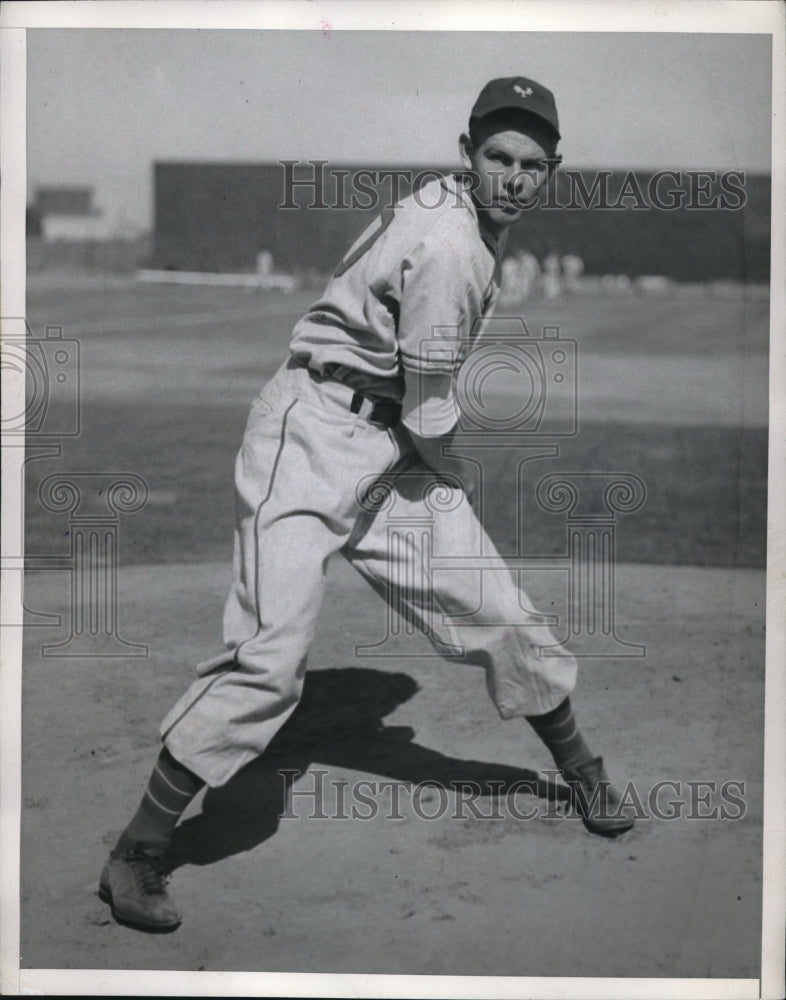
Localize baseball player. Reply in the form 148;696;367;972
99;76;635;933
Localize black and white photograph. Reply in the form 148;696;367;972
1;2;783;997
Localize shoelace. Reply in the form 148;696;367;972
126;851;170;896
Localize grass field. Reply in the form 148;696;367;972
17;276;768;978
24;279;768;570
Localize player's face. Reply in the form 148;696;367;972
460;128;555;234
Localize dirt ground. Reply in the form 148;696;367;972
20;558;764;976
15;279;767;982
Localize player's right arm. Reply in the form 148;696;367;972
397;235;469;439
394;233;482;497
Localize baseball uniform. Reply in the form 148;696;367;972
159;173;577;788
99;80;635;935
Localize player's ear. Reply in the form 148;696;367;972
459;132;474;170
547;153;563;174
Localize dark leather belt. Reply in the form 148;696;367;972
348;391;401;427
314;361;401;427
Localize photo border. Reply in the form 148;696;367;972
1;2;783;997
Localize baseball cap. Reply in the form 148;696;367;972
470;76;560;140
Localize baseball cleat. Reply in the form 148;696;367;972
560;756;636;838
99;848;181;932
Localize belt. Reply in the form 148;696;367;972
316;362;402;428
348;391;401;427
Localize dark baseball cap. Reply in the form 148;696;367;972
470;76;560;140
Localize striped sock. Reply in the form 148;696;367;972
113;746;205;856
525;697;594;772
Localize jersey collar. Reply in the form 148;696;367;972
440;172;506;257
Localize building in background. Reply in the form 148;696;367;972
27;185;150;273
35;185;94;218
34;185;116;242
151;162;771;286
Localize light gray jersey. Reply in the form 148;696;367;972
289;173;505;436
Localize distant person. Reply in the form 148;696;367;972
542;251;562;298
99;76;635;933
561;253;584;291
256;249;274;275
500;249;542;305
499;253;525;305
518;249;541;298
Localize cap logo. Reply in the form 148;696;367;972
513;84;534;99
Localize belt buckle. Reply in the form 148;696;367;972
350;391;400;427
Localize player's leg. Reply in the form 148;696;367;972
104;384;316;876
98;745;203;931
156;366;399;785
343;451;577;714
101;363;400;930
342;453;634;838
101;508;334;933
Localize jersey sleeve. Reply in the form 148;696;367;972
397;236;471;438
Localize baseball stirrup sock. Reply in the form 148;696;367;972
113;746;205;856
525;697;594;772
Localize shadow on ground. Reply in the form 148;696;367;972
166;666;567;870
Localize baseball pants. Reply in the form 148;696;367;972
160;358;577;787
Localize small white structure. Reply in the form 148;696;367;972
256;250;274;275
635;275;673;295
41;214;115;242
136;268;297;292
